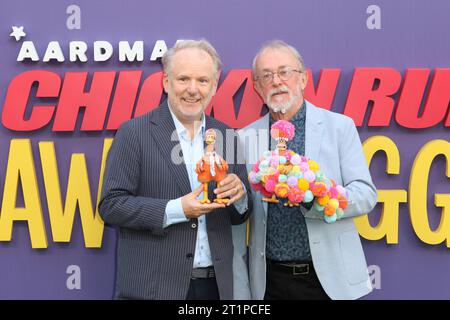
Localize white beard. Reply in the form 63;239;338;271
266;83;303;114
266;86;295;114
269;101;292;114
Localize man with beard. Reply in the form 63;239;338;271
99;39;252;300
234;40;377;300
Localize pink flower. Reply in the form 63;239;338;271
264;178;277;193
290;154;301;165
336;185;346;197
329;187;338;199
287;176;298;187
288;187;305;204
269;156;279;167
300;162;309;172
304;170;316;182
270;120;295;140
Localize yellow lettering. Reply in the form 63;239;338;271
0;139;47;248
39;139;112;248
354;136;407;243
409;140;450;247
356;190;407;243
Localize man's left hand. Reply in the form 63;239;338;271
214;174;245;206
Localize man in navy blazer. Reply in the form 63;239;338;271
99;39;252;300
233;40;377;300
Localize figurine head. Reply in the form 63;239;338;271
270;120;295;155
205;129;217;145
276;137;288;152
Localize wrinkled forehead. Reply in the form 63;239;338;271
170;48;216;74
256;47;301;71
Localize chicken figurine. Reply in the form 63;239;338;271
248;120;349;223
195;128;229;204
262;120;296;204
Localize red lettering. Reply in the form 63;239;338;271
396;69;450;128
2;68;448;132
53;71;115;131
206;70;263;129
344;68;401;126
304;69;341;110
133;71;164;118
2;70;60;131
106;71;142;130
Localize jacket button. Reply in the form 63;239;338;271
186;253;193;259
191;223;197;229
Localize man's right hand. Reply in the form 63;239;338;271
181;186;225;218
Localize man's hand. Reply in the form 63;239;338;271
181;186;225;218
214;174;246;206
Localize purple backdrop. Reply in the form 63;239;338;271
0;0;449;299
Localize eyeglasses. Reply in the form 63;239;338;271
255;68;303;85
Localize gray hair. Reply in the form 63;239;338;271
162;39;222;79
252;40;306;79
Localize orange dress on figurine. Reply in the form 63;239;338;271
195;129;229;204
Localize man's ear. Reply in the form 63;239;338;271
300;70;308;91
253;79;264;100
162;73;169;93
212;78;219;95
212;71;222;95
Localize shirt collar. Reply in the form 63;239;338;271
291;100;307;123
167;101;206;140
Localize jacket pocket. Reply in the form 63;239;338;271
339;231;369;285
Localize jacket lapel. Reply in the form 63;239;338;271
304;101;324;161
149;101;192;195
255;114;270;217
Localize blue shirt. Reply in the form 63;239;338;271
164;105;248;268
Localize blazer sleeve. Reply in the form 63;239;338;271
227;129;253;225
337;118;378;219
302;117;377;220
98;121;168;235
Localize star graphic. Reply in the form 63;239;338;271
10;26;26;41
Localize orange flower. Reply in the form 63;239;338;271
274;183;289;198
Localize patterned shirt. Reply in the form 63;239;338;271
266;102;312;261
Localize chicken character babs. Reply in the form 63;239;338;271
195;129;229;204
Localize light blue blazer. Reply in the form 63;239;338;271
232;100;377;300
